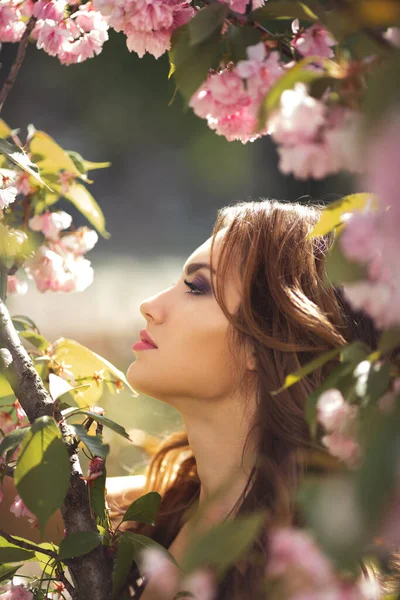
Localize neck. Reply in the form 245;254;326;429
180;391;257;527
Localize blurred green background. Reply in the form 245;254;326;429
1;30;355;476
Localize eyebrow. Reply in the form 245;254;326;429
184;262;217;276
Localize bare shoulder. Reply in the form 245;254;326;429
106;474;147;526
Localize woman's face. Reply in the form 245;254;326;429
127;229;245;408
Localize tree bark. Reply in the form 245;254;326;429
0;297;113;600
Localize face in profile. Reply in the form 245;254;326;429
127;229;246;411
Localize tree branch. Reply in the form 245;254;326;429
0;297;112;600
0;530;57;558
0;14;38;114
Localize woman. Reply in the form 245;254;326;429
109;199;378;600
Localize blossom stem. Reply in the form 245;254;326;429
0;14;38;114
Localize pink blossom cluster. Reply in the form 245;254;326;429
339;115;400;328
269;83;363;179
0;177;18;210
216;0;265;14
92;0;195;59
140;547;216;600
0;583;34;600
0;0;31;43
29;1;109;65
317;389;360;466
24;211;98;293
292;20;336;58
190;43;284;143
267;528;369;600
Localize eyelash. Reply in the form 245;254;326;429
183;278;204;295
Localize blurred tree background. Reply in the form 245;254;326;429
0;30;355;476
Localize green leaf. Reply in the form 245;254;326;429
14;416;70;534
52;337;137;405
250;1;318;22
188;4;228;46
307;194;377;238
378;328;400;354
353;360;392;405
0;120;12;139
181;512;265;576
70;423;110;459
0;375;14;402
0;224;31;270
58;531;102;560
90;468;107;519
0;426;30;459
19;331;49;353
0;563;23;584
170;24;222;101
62;409;131;441
121;492;161;526
64;182;109;238
363;50;400;133
325;235;368;284
0;138;51;190
271;346;342;395
0;535;35;562
12;315;40;334
112;532;178;598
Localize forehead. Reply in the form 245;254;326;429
183;229;226;271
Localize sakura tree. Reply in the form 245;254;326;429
1;0;400;599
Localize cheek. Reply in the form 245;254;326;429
127;307;237;401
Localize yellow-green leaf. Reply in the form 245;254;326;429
83;159;111;171
30;131;81;177
307;194;378;238
0;119;12;138
52;338;137;405
64;182;109;238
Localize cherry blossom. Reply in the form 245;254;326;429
33;0;66;22
7;275;28;295
140;547;180;596
0;183;18;210
0;583;34;600
93;0;195;59
0;2;26;43
28;210;72;241
26;244;94;293
316;389;360;466
317;389;359;433
180;569;217;600
58;227;98;255
270;84;363;179
217;0;265;13
191;44;283;143
0;411;16;436
10;495;38;526
85;456;104;481
292;20;336;58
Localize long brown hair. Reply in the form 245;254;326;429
117;199;378;599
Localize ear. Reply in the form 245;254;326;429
244;340;257;372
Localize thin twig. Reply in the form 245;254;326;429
0;14;37;114
55;567;77;600
0;530;57;559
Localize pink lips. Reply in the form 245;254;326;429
132;329;158;352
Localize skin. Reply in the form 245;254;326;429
127;229;258;523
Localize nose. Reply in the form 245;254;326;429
139;292;165;324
